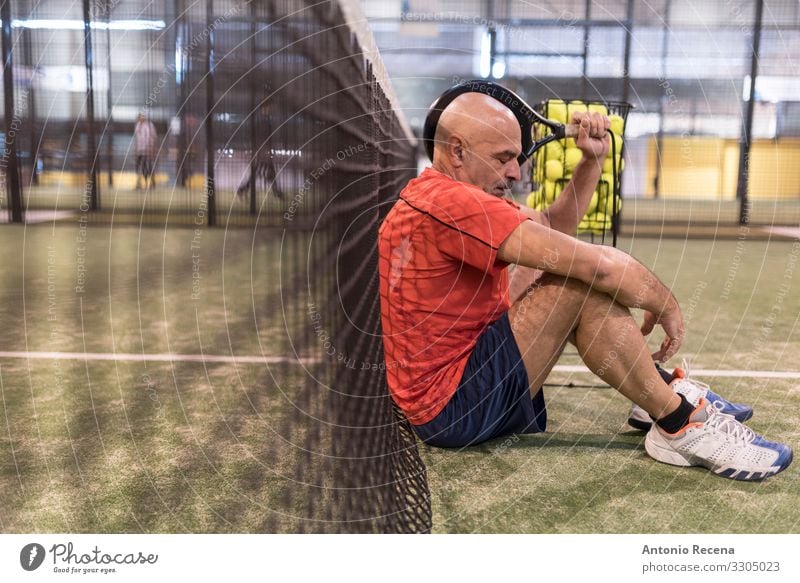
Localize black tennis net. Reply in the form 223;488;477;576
0;0;431;533
261;0;431;533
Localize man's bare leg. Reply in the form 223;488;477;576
508;264;542;303
508;273;680;419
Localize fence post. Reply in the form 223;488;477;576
82;0;100;211
736;0;764;225
2;0;23;223
22;27;39;186
205;0;217;226
653;0;673;199
249;0;257;215
176;0;189;188
580;0;590;100
104;0;113;187
621;0;633;105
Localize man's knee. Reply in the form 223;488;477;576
518;272;593;306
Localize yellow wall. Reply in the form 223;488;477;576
37;171;173;188
747;140;800;199
647;137;800;199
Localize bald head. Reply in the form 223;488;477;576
432;93;522;197
434;93;519;149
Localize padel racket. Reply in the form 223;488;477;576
423;79;580;165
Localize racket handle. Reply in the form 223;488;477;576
564;123;581;138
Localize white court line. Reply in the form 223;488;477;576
0;210;77;224
0;351;319;366
552;364;800;379
764;226;800;240
0;352;798;379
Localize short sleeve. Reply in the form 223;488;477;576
431;188;528;273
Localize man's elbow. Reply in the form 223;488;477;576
590;248;620;290
538;208;553;230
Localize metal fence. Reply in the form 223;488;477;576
1;0;417;231
361;0;800;228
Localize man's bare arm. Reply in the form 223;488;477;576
542;157;602;235
512;160;601;236
498;220;685;360
514;203;549;227
541;112;610;236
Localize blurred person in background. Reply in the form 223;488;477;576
134;112;158;190
237;98;283;200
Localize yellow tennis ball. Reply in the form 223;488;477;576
565;148;583;172
548;100;567;124
594;211;610;228
526;192;538;208
606;134;623;158
569;100;588;113
604;193;622;215
544;180;556;203
588;103;608;116
609;115;624;136
603;154;623;173
566;137;577;149
545;180;563;204
587;190;600;215
545;140;564;162
601;172;615;194
545;159;564;181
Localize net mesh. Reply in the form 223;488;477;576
255;0;432;533
197;0;433;533
1;0;431;533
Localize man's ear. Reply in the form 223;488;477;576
448;135;465;166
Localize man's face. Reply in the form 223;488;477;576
461;117;522;197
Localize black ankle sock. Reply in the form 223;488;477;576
655;363;673;385
655;393;695;434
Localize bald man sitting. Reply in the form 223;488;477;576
377;92;792;481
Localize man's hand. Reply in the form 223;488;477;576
641;305;685;363
572;111;610;161
542;111;610;235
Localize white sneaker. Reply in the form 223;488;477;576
628;404;653;431
645;398;793;481
628;361;753;430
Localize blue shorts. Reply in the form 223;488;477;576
412;312;547;448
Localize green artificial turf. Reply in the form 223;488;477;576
0;225;798;533
0;225;318;533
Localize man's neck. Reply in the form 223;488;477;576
431;163;460;183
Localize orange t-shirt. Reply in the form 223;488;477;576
378;167;529;424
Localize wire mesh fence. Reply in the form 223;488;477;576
1;0;431;533
358;0;800;231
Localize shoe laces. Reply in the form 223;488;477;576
678;357;711;395
704;402;755;446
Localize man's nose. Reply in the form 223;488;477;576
506;159;521;182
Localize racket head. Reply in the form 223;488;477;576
423;80;566;165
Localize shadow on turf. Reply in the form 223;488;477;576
471;432;646;453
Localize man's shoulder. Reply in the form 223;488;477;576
402;167;494;209
380;170;456;237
